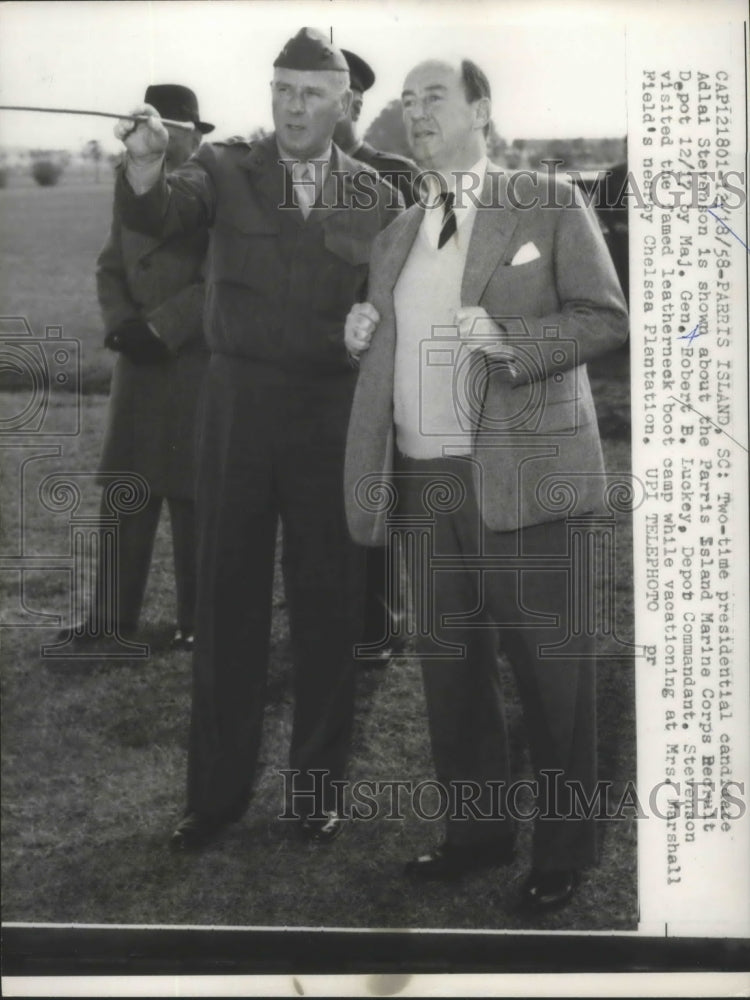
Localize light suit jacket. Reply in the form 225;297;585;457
344;166;629;542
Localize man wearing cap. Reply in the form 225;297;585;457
113;29;401;851
66;84;210;650
334;48;417;209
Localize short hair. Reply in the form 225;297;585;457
460;59;491;139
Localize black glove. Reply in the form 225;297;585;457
105;319;170;366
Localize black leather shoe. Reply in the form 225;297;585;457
170;629;195;652
359;634;409;668
360;645;397;668
388;634;407;656
169;811;230;851
300;811;346;844
519;868;580;913
404;838;515;881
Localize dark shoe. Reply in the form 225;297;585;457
519;868;580;913
300;810;346;844
359;634;407;668
361;645;396;667
388;633;407;656
169;811;230;852
170;629;195;652
380;635;408;661
404;838;515;881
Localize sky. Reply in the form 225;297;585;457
0;0;630;154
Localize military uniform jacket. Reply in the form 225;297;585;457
96;213;208;499
115;134;402;376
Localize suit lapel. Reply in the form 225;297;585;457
381;165;520;300
461;168;520;305
378;207;423;292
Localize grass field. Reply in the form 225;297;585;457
0;174;116;394
1;177;636;933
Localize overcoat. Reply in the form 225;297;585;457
96;214;208;499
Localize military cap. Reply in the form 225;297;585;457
144;84;214;134
273;27;349;74
341;49;375;92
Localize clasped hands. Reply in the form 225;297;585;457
105;318;170;366
345;304;521;382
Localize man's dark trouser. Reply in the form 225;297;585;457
397;453;598;872
96;492;196;633
361;545;404;651
186;355;363;821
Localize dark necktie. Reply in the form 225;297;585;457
437;191;457;249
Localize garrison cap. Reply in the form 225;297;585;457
341;50;375;92
273;28;350;74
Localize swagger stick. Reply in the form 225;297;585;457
0;105;195;131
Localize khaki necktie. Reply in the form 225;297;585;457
292;161;316;219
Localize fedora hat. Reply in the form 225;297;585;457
144;84;214;134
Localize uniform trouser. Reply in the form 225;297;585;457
96;491;196;632
396;453;598;872
186;355;363;821
362;545;402;647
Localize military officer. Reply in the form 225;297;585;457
113;28;401;850
334;48;418;208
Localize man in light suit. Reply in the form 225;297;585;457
344;59;628;912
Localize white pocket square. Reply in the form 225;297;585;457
510;242;541;266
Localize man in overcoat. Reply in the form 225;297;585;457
344;58;628;912
113;28;401;850
76;84;211;649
